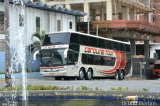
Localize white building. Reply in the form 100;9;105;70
0;0;84;71
0;0;84;46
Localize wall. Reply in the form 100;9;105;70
7;4;76;46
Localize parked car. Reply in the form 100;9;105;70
152;64;160;78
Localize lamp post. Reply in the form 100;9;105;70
4;0;12;87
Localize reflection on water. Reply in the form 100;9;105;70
0;100;121;106
0;99;159;106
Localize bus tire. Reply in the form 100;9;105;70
120;70;125;80
86;68;93;80
79;68;85;80
115;70;121;80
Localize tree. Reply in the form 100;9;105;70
32;31;45;51
32;31;45;44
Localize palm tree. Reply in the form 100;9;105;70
27;31;46;72
32;30;45;45
32;31;45;50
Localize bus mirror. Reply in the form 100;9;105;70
33;51;39;60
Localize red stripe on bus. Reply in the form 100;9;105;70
99;50;121;74
119;51;126;69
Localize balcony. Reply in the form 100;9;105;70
92;20;160;35
123;0;150;6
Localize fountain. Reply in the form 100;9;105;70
10;0;27;105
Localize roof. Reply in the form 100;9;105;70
0;0;85;16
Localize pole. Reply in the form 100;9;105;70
87;17;90;34
4;0;12;87
96;24;99;36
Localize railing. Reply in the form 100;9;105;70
92;20;160;35
128;0;150;7
136;0;150;7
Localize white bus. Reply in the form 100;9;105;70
38;31;131;80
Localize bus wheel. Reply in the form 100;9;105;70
86;68;93;80
79;68;85;80
120;71;125;80
115;70;120;80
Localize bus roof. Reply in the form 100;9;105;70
46;31;130;45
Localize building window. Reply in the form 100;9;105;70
0;11;4;34
69;22;72;29
36;17;40;32
57;20;61;31
19;14;24;27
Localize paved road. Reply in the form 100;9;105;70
0;78;159;93
0;72;159;93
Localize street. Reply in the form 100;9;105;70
0;72;159;93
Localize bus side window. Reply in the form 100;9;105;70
88;55;94;64
98;39;105;48
69;44;80;52
94;56;100;65
70;33;79;44
112;42;119;50
99;56;105;65
125;44;131;52
89;37;97;47
119;43;125;51
80;35;89;45
68;51;78;64
105;41;112;49
82;54;88;64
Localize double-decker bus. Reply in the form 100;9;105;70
38;31;131;80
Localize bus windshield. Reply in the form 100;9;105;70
43;33;70;46
40;49;67;67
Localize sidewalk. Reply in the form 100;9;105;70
0;72;41;79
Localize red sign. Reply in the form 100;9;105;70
84;47;114;56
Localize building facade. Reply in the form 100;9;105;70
40;0;152;22
0;0;84;71
40;0;160;58
152;0;160;42
0;1;83;46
